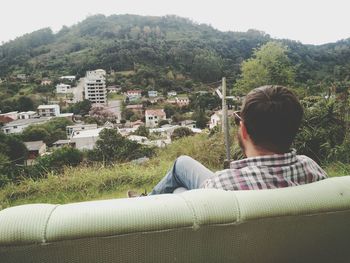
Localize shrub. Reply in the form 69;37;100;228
171;127;194;141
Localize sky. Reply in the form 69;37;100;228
1;0;350;45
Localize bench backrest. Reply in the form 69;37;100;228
1;176;350;262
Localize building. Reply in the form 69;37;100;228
41;78;52;86
148;97;164;104
145;109;166;128
148;90;158;97
1;118;50;134
37;105;60;117
0;111;18;121
176;96;190;107
60;75;76;82
56;83;72;94
24;141;47;165
126;90;142;100
58;113;74;121
167;91;177;97
180;120;196;129
209;110;235;129
18;111;37;120
66;124;98;138
16;74;27;81
71;127;105;150
127;135;149;144
107;85;121;93
84;70;107;104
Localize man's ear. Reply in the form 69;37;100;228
240;122;249;140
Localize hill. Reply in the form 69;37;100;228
1;14;350;87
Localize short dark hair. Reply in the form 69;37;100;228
241;85;303;153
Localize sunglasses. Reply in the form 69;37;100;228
233;111;242;126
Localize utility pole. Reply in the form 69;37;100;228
222;77;231;167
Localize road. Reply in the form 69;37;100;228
72;78;85;103
107;99;122;122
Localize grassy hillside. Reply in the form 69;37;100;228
0;133;226;209
1;132;349;210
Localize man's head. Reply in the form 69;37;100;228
237;85;303;155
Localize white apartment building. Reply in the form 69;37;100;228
37;105;60;117
56;83;72;94
84;69;107;104
145;109;166;128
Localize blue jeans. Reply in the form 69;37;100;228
149;155;215;195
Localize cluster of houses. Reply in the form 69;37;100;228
0;105;73;134
125;89;190;107
1;68;237;165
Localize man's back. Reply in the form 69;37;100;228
202;149;327;190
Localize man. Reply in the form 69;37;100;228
128;85;327;197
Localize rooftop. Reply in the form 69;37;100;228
145;109;166;116
24;141;45;151
38;105;59;109
53;140;71;145
72;127;106;139
2;118;51;128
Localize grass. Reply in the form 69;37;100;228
107;93;124;100
0;133;226;209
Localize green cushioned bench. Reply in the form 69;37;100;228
1;176;350;262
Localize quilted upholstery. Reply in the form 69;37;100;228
1;176;350;262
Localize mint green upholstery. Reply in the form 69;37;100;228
1;176;350;262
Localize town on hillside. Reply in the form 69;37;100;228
0;69;242;165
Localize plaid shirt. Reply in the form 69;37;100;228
202;149;327;190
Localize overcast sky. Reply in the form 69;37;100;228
1;0;350;45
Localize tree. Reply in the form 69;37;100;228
90;128;155;164
158;120;169;127
192;110;209;129
71;100;92;116
191;50;223;82
0;133;28;164
171;127;194;141
235;42;295;93
17;96;35;111
22;127;50;143
134;125;150;137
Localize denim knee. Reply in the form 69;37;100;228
175;155;193;168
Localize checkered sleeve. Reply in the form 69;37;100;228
202;170;241;190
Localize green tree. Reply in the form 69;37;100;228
171;127;194;141
191;50;223;82
134;125;150;137
235;42;295;93
71;100;92;116
90;128;155;164
29;147;83;178
22;127;50;143
17;96;35;111
192;110;209;129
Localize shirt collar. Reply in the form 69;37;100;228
230;149;298;169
